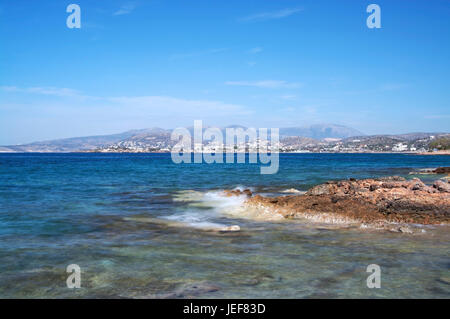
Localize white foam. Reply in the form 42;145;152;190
171;188;285;222
163;189;251;229
232;185;255;192
281;188;306;194
203;191;285;221
172;190;204;202
165;210;227;229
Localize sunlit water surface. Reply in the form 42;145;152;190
0;153;449;298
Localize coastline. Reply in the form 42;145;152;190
225;174;450;233
415;150;450;156
1;151;450;155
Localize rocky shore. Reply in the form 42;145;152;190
225;175;450;230
417;150;450;156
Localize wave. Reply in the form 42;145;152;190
124;215;239;232
280;188;306;194
164;210;228;230
127;186;287;231
172;187;285;224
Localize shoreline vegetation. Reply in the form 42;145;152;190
84;150;450;155
1;151;450;155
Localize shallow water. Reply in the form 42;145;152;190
0;153;449;298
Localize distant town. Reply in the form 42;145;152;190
1;124;449;154
93;133;449;154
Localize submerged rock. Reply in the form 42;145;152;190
140;281;220;299
243;177;450;226
168;282;220;298
219;225;241;232
397;226;414;234
434;167;450;174
410;167;450;176
224;189;252;197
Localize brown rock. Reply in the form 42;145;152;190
433;180;450;193
242;189;253;197
377;176;406;182
244;177;450;226
410;178;426;191
223;188;253;197
306;184;333;196
434;167;450;174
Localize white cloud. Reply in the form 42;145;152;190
1;86;19;92
113;3;137;16
169;48;228;60
344;83;409;95
280;94;297;100
1;86;252;120
107;95;250;116
424;114;450;119
379;83;408;91
1;86;81;97
225;80;302;89
240;8;303;22
247;47;263;54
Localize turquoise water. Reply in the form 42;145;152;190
0;153;449;298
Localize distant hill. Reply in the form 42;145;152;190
279;124;364;139
0;127;176;152
0;130;145;152
279;136;321;147
337;133;450;152
1;124;448;153
429;136;450;150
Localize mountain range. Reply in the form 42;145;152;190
0;124;447;153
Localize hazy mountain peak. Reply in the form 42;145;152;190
280;124;364;139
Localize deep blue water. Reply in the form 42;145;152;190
0;153;449;298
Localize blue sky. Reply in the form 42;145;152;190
0;0;449;144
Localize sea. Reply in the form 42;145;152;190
0;153;449;298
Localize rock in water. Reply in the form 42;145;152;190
244;177;450;226
434;167;450;174
220;225;240;232
398;226;414;234
223;189;252;197
140;282;221;299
